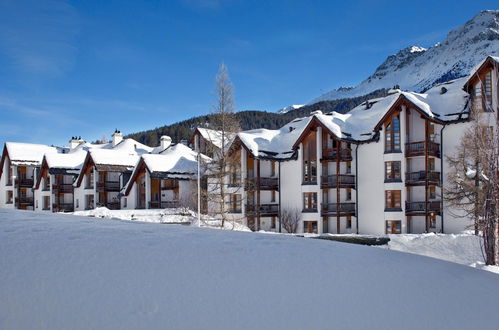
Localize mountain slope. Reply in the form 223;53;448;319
312;10;499;103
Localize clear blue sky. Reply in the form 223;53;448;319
0;0;496;146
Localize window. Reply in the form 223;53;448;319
484;70;492;111
85;194;94;210
385;190;402;211
385;161;401;182
85;170;94;189
229;194;242;213
385;115;401;153
6;191;13;204
428;158;435;171
271;161;276;177
36;200;38;209
429;215;437;229
303;192;317;212
429;186;436;199
123;198;127;208
385;220;401;234
346;161;351;174
271;216;276;229
346;216;352;229
7;166;12;185
302;131;317;184
43;196;50;210
228;165;241;186
346;188;352;201
76;199;79;208
304;221;318;234
271;190;276;203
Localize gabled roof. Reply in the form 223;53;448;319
3;142;60;166
463;55;499;91
191;127;236;150
123;144;204;195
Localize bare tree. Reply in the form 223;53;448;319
203;63;242;229
445;105;498;265
280;207;301;234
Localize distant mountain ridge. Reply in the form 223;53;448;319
311;10;499;103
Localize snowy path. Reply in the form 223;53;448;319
1;209;499;329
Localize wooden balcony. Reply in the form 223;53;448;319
52;183;74;194
246;203;279;217
96;181;121;192
52;203;74;213
405;141;440;158
321;148;352;162
16;197;34;206
405;171;440;186
405;201;441;216
15;178;34;188
245;177;279;190
149;200;179;209
321;174;355;189
321;202;356;216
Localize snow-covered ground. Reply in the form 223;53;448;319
1;209;499;329
384;232;499;274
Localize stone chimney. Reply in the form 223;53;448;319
160;135;172;150
69;136;83;150
112;129;123;147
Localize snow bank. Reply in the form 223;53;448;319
1;209;499;329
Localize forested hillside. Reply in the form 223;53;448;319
127;88;388;146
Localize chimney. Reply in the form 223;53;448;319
69;136;83;150
112;129;123;147
160;135;172;150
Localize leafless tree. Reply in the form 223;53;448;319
203;63;242;229
445;105;498;265
280;207;301;234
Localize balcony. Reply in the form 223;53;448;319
322;148;352;161
52;183;74;194
321;202;356;216
405;171;440;186
52;203;74;213
405;201;441;216
16;197;34;205
405;141;440;158
245;177;279;190
246;203;279;217
321;174;355;189
96;181;120;192
149;200;179;209
16;178;34;188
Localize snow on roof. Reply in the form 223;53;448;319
197;128;235;149
145;144;199;174
45;150;87;170
5;142;60;166
236;78;470;157
89;149;140;169
111;138;153;154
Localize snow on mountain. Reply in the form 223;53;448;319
2;209;499;329
311;10;499;103
277;104;304;114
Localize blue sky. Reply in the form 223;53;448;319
0;0;496;146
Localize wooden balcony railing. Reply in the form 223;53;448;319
321;202;356;216
245;177;279;190
246;203;279;217
16;197;34;205
15;178;34;187
405;141;440;158
52;183;74;194
149;200;179;209
321;174;355;188
96;181;120;192
405;201;441;215
322;148;352;161
52;203;74;213
405;171;440;186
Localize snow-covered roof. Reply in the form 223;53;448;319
45;150;87;170
196;128;235;150
4;142;60;166
235;78;470;159
89;149;140;170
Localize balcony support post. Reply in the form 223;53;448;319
424;119;429;232
336;141;340;234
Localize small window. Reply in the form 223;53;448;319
346;188;352;201
429;186;436;199
271;161;276;177
428;158;435;171
123;198;127;208
429;215;437;229
303;192;317;212
386;220;401;234
76;199;79;208
346;216;352;229
385;161;401;182
6;191;13;204
271;191;276;203
346;161;351;174
271;216;276;229
385;190;401;211
303;221;318;234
